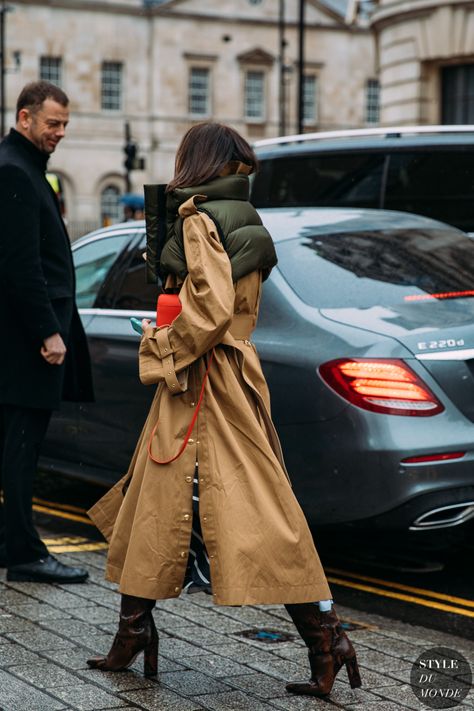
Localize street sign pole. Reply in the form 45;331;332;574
297;0;305;135
124;121;131;193
0;2;6;138
278;0;286;136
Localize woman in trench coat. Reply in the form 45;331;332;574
86;122;361;698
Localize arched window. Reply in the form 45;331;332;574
100;185;122;225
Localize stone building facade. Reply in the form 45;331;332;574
370;0;474;126
3;0;375;233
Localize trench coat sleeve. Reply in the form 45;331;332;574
139;205;234;387
0;164;61;342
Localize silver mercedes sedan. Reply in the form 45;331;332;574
42;208;474;532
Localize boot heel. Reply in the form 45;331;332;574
345;655;362;689
144;631;158;677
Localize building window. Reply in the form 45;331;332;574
188;67;210;116
302;75;318;124
365;78;380;124
244;70;265;122
101;62;123;111
40;56;62;86
100;185;122;225
442;64;474;124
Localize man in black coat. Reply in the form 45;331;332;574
0;81;94;583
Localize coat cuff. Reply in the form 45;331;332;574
155;328;188;394
143;327;188;393
37;315;62;343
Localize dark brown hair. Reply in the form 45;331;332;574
16;81;69;120
167;122;258;192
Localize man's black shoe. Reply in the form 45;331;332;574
7;555;88;583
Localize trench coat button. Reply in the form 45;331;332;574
188;438;195;444
183;514;190;521
174;586;180;593
190;402;195;407
210;554;215;559
185;475;192;483
200;478;204;484
202;516;207;522
180;551;186;558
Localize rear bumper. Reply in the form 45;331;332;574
278;417;474;530
356;486;474;531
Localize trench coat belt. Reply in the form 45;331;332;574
154;313;254;394
228;313;255;341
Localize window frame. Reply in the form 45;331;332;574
365;78;380;125
244;69;266;124
302;74;319;126
100;184;123;225
188;66;211;117
39;56;63;86
101;61;123;112
442;64;474;124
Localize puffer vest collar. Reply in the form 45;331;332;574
160;174;277;284
167;173;249;215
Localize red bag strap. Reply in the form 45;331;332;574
147;350;214;465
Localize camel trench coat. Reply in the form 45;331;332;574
89;197;331;606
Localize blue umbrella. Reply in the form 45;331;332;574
119;193;145;210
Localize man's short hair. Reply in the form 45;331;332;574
16;81;69;121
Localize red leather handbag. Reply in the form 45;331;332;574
156;293;181;327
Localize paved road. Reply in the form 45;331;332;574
32;471;474;641
1;543;473;711
0;471;471;709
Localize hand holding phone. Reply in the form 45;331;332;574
130;317;143;335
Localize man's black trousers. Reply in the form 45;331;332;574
0;405;51;566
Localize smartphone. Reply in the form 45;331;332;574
130;317;144;336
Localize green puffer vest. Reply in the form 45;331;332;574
160;173;277;283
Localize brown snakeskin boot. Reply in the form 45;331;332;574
284;604;361;697
87;594;158;677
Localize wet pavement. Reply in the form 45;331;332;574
30;471;474;642
0;545;473;711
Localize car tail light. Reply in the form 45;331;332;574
319;359;444;416
401;452;465;464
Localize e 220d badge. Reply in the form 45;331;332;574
417;339;465;351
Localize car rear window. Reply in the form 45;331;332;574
277;227;474;309
252;153;385;210
384;152;474;233
252;150;474;232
